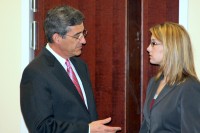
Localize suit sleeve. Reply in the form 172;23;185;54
181;80;200;133
20;66;89;133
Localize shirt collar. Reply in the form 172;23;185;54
46;43;67;69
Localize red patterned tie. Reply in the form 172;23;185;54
65;59;84;101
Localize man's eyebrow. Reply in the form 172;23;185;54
73;31;82;36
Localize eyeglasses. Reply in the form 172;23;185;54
150;41;161;47
66;29;88;41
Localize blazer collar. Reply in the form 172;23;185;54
147;76;177;111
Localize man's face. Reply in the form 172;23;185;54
53;22;86;59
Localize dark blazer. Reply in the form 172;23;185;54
20;48;98;133
140;76;200;133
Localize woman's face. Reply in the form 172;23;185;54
147;35;164;65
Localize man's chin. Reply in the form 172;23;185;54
74;51;82;57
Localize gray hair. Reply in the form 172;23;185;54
44;5;85;43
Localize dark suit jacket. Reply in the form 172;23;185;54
20;48;98;133
139;76;200;133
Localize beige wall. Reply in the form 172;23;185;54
0;0;199;133
0;0;21;132
188;0;200;78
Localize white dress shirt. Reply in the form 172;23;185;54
46;43;88;108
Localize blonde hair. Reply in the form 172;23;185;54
150;22;198;85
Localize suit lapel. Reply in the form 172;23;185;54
70;58;93;111
42;48;89;112
143;76;177;130
70;58;98;120
143;78;159;126
147;75;177;110
145;77;161;114
153;84;176;107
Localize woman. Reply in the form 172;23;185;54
139;22;200;133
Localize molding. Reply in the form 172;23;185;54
179;0;188;29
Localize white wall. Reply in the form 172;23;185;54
0;0;21;132
188;0;200;78
0;0;199;133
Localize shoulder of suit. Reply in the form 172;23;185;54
181;76;200;87
25;48;56;70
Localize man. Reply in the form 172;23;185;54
20;5;121;133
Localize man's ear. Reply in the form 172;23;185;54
52;33;62;44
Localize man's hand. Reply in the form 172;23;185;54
89;117;121;133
